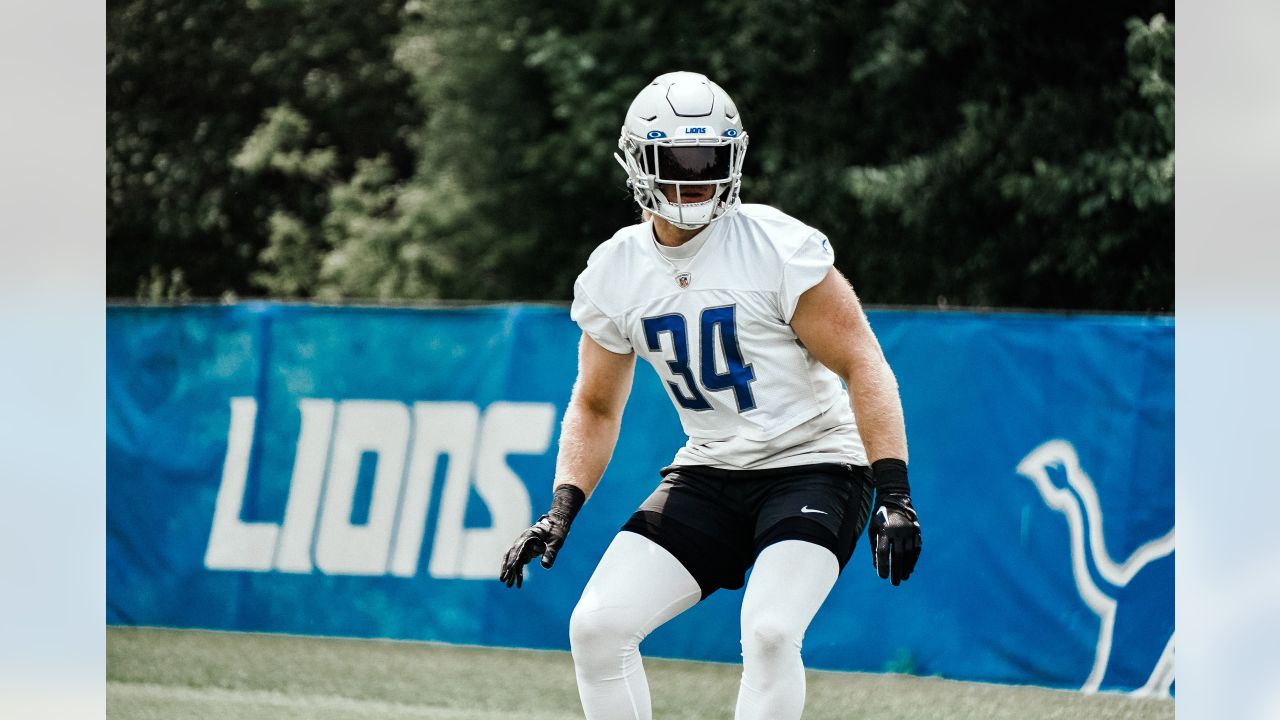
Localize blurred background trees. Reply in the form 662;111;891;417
108;0;1173;311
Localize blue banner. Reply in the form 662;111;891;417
107;303;1173;694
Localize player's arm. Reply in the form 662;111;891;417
500;334;636;588
552;333;637;498
790;268;906;463
790;268;921;585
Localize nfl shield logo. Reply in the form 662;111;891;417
676;272;691;289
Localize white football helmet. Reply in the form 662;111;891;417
615;71;748;229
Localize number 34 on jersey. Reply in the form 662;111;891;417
643;305;757;413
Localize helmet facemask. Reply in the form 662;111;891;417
615;131;748;230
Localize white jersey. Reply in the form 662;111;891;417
570;203;868;470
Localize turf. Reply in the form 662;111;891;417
107;626;1172;720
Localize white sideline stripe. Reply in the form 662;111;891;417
108;681;567;720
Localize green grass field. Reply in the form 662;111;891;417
107;626;1172;720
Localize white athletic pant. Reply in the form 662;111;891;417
569;532;839;720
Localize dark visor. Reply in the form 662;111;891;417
648;145;732;182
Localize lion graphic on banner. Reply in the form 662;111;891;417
1016;439;1174;697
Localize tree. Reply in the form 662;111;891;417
841;4;1173;310
109;0;1173;311
309;0;1172;310
107;0;419;298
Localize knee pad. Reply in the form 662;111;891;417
570;601;643;669
741;613;802;660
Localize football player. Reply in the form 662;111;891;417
501;71;922;720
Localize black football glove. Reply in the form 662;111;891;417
500;484;585;588
867;458;922;586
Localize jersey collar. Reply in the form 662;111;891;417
650;216;721;261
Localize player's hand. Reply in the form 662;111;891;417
499;484;585;589
868;492;921;586
500;515;563;588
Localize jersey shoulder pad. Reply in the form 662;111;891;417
735;203;829;265
575;222;649;314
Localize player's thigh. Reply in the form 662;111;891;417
741;539;840;640
571;531;702;645
622;468;755;598
752;464;873;570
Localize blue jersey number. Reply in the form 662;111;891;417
642;305;757;413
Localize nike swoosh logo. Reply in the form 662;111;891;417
800;506;828;515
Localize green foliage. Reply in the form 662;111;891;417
107;0;419;298
833;3;1175;310
313;156;473;300
108;0;1173;311
135;265;192;302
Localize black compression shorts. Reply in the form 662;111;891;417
621;462;874;599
